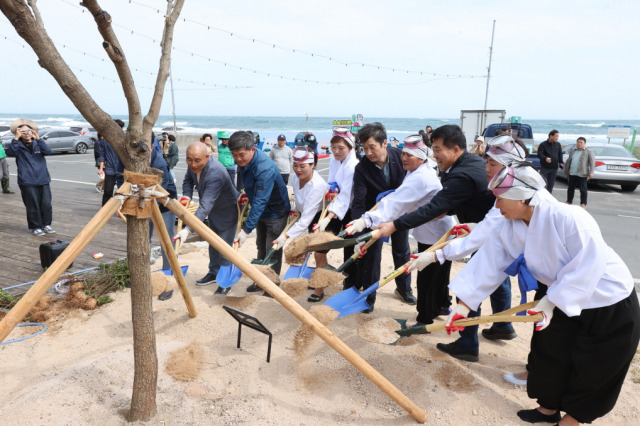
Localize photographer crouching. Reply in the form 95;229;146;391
5;119;54;236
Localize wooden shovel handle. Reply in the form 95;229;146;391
377;227;469;288
425;312;543;332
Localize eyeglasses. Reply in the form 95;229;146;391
488;165;538;195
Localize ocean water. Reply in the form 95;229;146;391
1;113;638;147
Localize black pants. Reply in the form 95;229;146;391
357;228;411;307
566;175;588;205
317;210;357;289
19;184;52;229
102;174;116;206
280;174;290;185
416;242;452;324
255;215;288;275
539;167;558;193
527;292;640;423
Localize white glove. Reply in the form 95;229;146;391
272;235;287;250
346;218;367;235
234;230;249;247
172;228;190;244
406;251;436;273
445;304;471;335
527;295;555;331
354;241;368;257
313;217;331;232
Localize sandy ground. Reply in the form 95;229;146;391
2;239;640;425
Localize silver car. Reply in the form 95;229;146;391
558;143;640;192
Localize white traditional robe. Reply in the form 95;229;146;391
288;172;328;240
327;151;358;220
449;195;634;316
363;163;454;245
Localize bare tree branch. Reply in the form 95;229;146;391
0;0;127;162
26;0;44;29
80;0;142;134
142;0;185;137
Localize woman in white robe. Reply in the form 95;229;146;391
445;163;640;425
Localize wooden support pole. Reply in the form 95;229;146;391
0;197;121;343
164;198;428;423
150;202;197;318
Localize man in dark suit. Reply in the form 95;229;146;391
351;122;415;313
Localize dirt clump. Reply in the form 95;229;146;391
151;271;168;296
281;278;309;298
309;268;344;288
165;342;205;381
293;305;339;360
285;232;340;264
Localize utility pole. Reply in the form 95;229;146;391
169;68;177;132
483;20;496;111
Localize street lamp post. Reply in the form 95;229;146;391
303;111;309;133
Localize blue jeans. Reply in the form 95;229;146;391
19;184;52;230
207;221;236;276
456;277;514;350
149;209;176;269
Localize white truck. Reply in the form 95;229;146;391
459;109;506;147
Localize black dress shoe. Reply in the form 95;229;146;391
196;273;217;286
361;305;375;314
246;283;261;292
158;290;174;301
516;408;561;423
482;326;517;340
214;286;231;295
436;341;479;362
395;289;417;305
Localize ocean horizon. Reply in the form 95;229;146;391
1;113;638;146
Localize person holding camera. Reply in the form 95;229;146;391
5;119;54;236
160;133;179;182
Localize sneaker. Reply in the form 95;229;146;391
481;326;517;340
439;307;452;316
32;228;45;236
196;273;217;286
43;226;56;233
158;290;174;301
394;289;417;305
436;340;479;362
214;286;231;295
503;373;527;386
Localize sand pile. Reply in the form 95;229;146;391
219;296;257;310
281;278;308;298
308;268;344;288
151;271;177;296
357;318;401;344
244;265;280;286
165;342;205;381
285;232;340;264
293;305;339;360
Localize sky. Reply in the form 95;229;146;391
1;0;638;120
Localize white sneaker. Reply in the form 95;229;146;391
32;228;45;236
43;226;56;234
503;373;527;386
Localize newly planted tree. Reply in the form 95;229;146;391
0;0;185;420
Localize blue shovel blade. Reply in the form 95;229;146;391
160;265;189;276
324;282;380;317
216;264;242;288
283;262;315;280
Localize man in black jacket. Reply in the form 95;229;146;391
377;124;495;362
351;122;415;313
537;129;564;193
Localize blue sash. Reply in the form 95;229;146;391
504;254;538;315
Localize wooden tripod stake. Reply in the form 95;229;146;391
163;198;428;423
150;202;197;318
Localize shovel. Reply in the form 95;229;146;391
216;201;250;288
305;230;378;252
394;301;542;337
282;191;339;280
325;227;466;317
251;212;301;265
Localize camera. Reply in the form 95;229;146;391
23;129;32;135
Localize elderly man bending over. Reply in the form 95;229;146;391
174;142;238;295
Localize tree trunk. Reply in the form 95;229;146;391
126;217;157;421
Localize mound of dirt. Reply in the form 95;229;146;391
293;305;339;361
165;342;205;382
309;268;344;288
281;278;308;298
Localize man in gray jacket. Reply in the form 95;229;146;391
174;142;239;295
269;134;293;184
565;136;595;208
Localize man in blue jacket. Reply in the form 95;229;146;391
174;142;239;295
377;124;495;362
5;119;54;236
350;122;415;313
229;131;291;293
97;119;125;206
